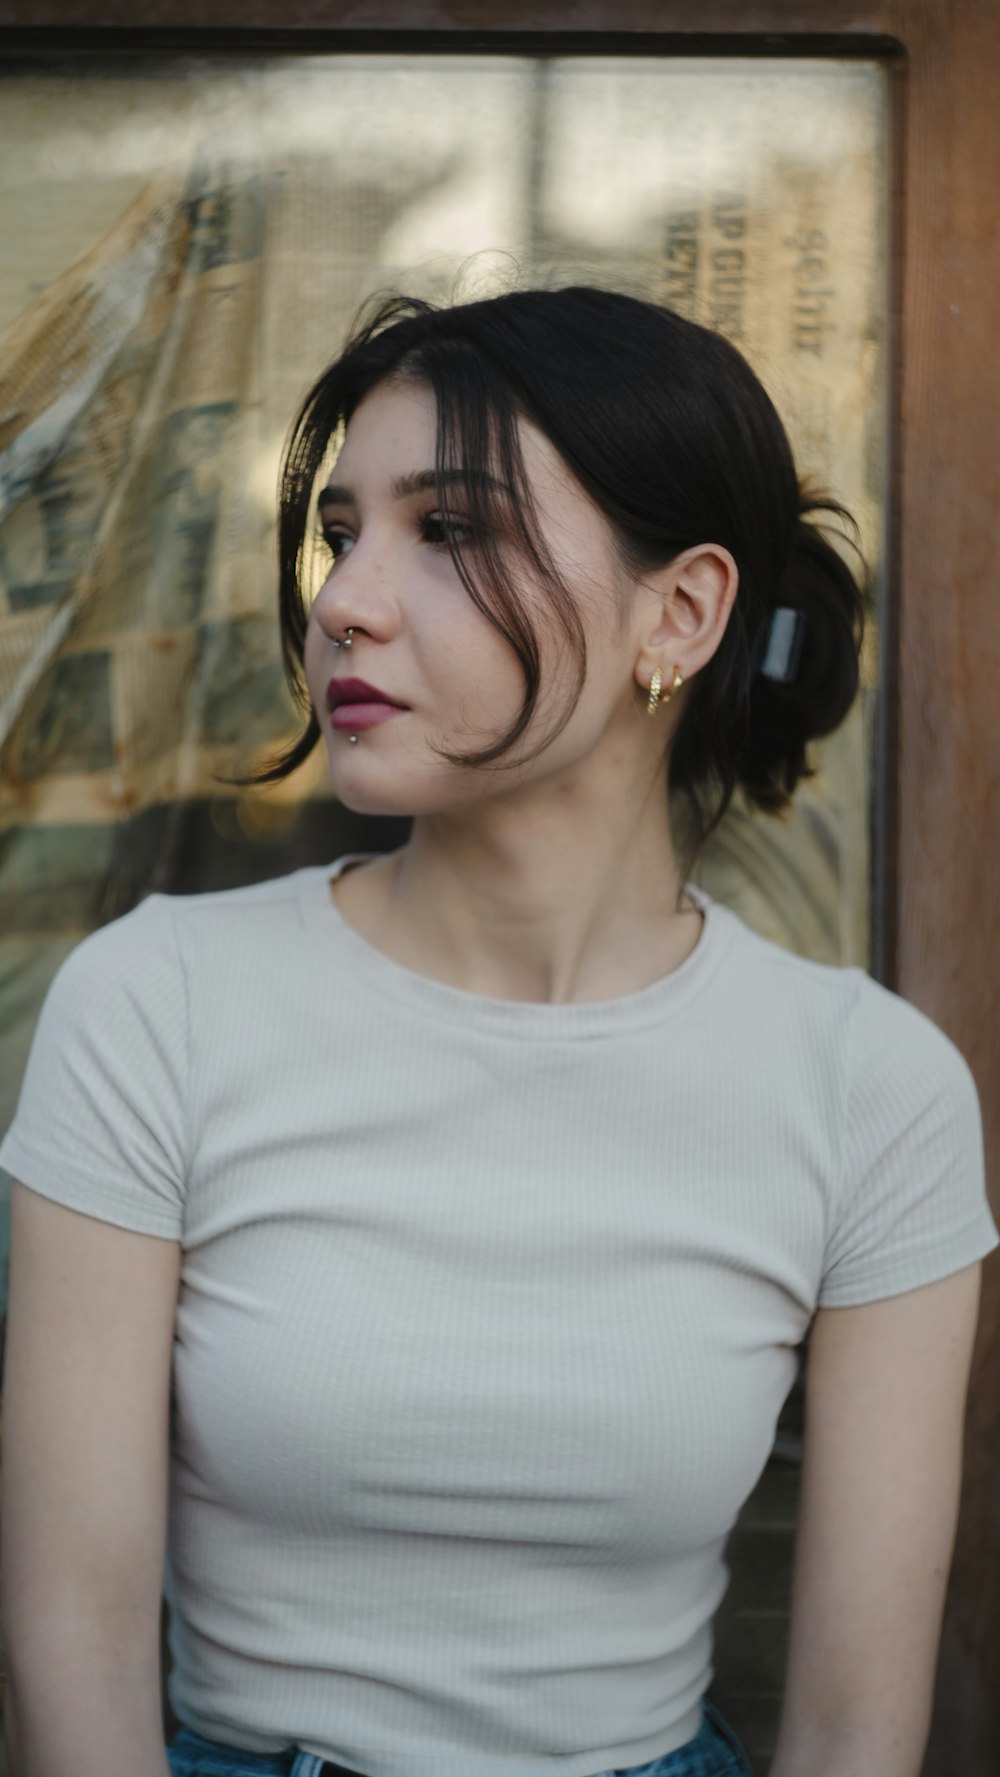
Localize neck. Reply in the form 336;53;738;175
336;782;702;1006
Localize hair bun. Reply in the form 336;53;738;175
739;495;870;814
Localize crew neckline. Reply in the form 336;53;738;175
296;852;735;1040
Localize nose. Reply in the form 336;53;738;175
311;549;401;649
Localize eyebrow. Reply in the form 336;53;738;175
316;469;512;510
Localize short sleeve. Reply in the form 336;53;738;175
0;894;189;1240
818;973;1000;1307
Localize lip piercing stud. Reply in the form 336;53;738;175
348;734;358;743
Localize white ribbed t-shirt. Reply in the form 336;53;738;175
2;853;997;1777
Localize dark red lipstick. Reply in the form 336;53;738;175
326;677;405;711
326;677;408;733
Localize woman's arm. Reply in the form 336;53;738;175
1;1180;180;1775
768;1261;984;1777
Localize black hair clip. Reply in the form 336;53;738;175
755;606;807;685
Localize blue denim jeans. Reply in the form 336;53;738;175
166;1697;753;1777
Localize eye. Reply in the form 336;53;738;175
422;512;476;548
319;529;355;564
317;512;475;563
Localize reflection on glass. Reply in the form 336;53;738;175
0;56;885;967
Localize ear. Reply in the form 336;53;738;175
638;543;739;682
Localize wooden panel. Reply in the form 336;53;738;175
888;12;1000;1777
2;5;998;1772
0;2;900;35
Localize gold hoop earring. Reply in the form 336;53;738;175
647;665;683;716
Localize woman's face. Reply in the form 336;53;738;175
303;374;658;819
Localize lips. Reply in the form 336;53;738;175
325;677;406;712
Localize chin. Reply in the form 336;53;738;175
323;750;418;818
332;785;417;818
326;760;480;821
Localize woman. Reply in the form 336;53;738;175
3;286;997;1777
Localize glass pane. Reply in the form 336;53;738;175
0;52;886;1006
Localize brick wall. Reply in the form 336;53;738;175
708;1355;806;1772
